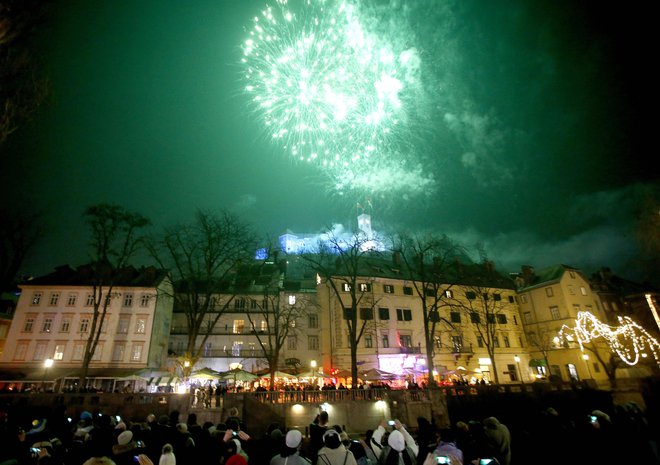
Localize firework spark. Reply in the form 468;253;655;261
241;0;423;187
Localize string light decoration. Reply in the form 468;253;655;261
558;311;660;367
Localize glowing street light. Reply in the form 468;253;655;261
514;355;523;384
43;358;54;392
582;353;592;380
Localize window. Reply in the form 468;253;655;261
451;336;463;353
360;308;373;320
493;294;502;301
465;291;476;300
232;341;242;356
545;287;554;297
135;318;146;334
60;318;71;333
23;318;34;332
508;296;514;303
382;335;389;348
67;293;77;306
289;319;297;328
34;342;47;360
233;320;244;334
123;293;133;307
513;315;518;325
444;290;453;298
72;343;84;361
342;283;351;292
359;283;371;292
343;308;354;320
399;334;412;347
470;312;480;324
384;284;394;294
569;271;576;278
260;320;267;332
79;318;90;333
86;294;94;306
580;286;587;296
49;293;60;306
91;343;103;361
112;343;125;361
403;286;413;295
482;293;489;301
567;286;575;295
497;314;508;324
365;335;373;348
131;344;143;361
450;312;461;323
140;294;150;307
425;288;436;297
117;317;129;334
477;336;484;348
396;308;412;321
14;341;29;360
42;318;53;333
31;292;42;305
434;335;442;348
493;336;500;348
234;298;246;310
287;335;297;350
523;312;533;324
520;294;528;304
54;344;65;360
429;310;440;322
487;314;496;324
549;306;560;320
308;314;318;328
250;299;258;310
503;335;510;348
288;295;296;305
378;307;390;320
308;335;319;350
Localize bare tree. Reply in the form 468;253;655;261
243;260;312;388
0;0;50;145
451;262;515;384
301;230;381;388
80;204;150;387
147;209;257;377
0;208;42;292
525;324;558;376
389;233;467;385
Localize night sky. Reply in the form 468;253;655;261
1;0;657;283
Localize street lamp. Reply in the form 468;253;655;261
582;353;592;380
310;360;317;386
514;355;523;384
43;358;54;392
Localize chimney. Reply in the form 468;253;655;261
521;265;535;285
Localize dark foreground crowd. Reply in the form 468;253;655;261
1;401;658;465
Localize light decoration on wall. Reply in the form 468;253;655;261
558;311;660;367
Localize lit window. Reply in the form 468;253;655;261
135;318;146;334
444;290;453;298
232;341;242;356
580;287;587;296
31;293;42;305
342;283;351;292
54;344;65;360
288;295;296;305
233;320;244;334
112;343;125;361
359;283;371;292
131;344;143;361
383;284;394;294
549;306;560;320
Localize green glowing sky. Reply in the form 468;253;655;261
1;0;656;282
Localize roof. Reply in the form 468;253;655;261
517;264;582;291
20;264;168;288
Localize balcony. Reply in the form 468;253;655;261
169;326;273;336
398;346;421;354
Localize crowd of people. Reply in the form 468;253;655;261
0;400;657;465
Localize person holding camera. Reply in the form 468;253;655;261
371;420;418;465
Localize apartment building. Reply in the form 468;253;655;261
0;264;173;389
514;264;608;384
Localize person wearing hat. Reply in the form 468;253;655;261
371;420;418;465
112;430;142;465
269;429;311;465
317;429;357;465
